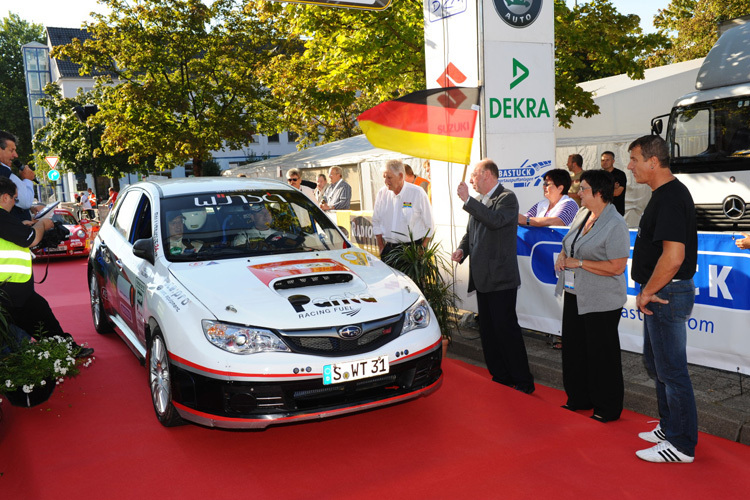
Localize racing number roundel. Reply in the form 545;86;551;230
493;0;543;29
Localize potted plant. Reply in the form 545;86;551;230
0;308;92;408
382;232;458;355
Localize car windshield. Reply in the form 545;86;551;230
160;189;348;261
50;212;77;225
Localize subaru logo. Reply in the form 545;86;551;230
338;325;363;339
722;195;746;220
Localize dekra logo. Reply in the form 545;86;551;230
489;58;550;119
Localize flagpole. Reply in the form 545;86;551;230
461;164;468;183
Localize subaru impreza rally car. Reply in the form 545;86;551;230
88;177;442;428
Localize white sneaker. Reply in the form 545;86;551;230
636;441;694;463
638;423;667;443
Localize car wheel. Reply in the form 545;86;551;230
90;272;113;334
148;330;184;427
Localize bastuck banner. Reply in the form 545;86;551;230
515;226;750;375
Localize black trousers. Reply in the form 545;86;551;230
476;287;534;391
9;290;68;340
561;292;624;420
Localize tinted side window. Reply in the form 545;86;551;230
113;191;143;239
130;197;152;243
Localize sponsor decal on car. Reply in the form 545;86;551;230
155;282;191;312
288;292;378;318
340;251;370;266
248;258;353;286
192;192;287;207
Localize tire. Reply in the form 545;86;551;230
148;330;184;427
90;272;113;334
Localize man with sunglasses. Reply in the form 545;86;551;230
286;168;316;202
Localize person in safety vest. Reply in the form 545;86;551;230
0;177;94;357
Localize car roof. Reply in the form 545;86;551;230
127;177;293;198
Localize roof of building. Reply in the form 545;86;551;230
46;27;101;78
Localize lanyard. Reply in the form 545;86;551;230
569;211;591;259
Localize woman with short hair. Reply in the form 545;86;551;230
554;169;630;422
519;168;579;227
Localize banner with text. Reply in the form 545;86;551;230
516;226;750;375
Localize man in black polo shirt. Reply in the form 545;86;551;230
601;151;627;216
628;135;697;464
0;177;94;357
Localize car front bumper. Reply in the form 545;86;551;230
168;343;443;429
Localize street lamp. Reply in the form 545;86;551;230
73;104;99;212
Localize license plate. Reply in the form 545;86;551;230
323;355;389;385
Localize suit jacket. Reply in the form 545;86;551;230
458;183;521;293
326;180;352;209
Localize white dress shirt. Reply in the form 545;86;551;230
1;163;34;210
372;182;434;243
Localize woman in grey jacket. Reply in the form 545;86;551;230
554;170;630;422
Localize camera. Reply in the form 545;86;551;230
37;220;70;249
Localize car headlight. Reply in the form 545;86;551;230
76;229;87;238
202;320;290;354
402;297;431;334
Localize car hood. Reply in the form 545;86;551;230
168;249;420;329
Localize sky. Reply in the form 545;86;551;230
3;0;672;33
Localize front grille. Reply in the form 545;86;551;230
695;203;750;231
279;314;404;357
273;273;352;290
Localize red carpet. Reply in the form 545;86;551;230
1;259;749;499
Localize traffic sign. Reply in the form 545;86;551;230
48;169;60;182
45;156;60;169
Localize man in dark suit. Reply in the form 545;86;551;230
451;158;534;393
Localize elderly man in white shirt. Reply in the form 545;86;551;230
373;159;434;263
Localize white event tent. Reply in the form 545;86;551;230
223;134;420;211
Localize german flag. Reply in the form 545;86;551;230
357;87;480;165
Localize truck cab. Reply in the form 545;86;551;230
652;23;750;231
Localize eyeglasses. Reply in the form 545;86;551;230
543;182;554;187
287;178;299;183
579;185;591;192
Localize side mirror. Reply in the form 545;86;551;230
133;238;155;265
651;117;665;136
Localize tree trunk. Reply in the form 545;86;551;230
192;157;203;177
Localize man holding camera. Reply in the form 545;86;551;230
0;176;94;357
0;131;35;221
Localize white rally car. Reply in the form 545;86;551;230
88;177;442;428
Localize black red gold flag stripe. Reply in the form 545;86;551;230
357;87;480;165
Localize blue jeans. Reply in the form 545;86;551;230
642;279;698;456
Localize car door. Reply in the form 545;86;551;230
104;190;153;351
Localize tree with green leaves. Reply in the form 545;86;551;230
253;0;665;135
251;0;426;147
650;0;750;65
554;0;667;127
33;83;143;181
0;13;45;162
53;0;275;176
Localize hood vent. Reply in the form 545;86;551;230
273;273;353;290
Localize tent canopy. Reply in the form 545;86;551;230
223;135;411;178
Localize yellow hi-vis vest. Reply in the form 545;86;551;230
0;238;33;284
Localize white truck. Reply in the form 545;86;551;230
651;22;750;231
